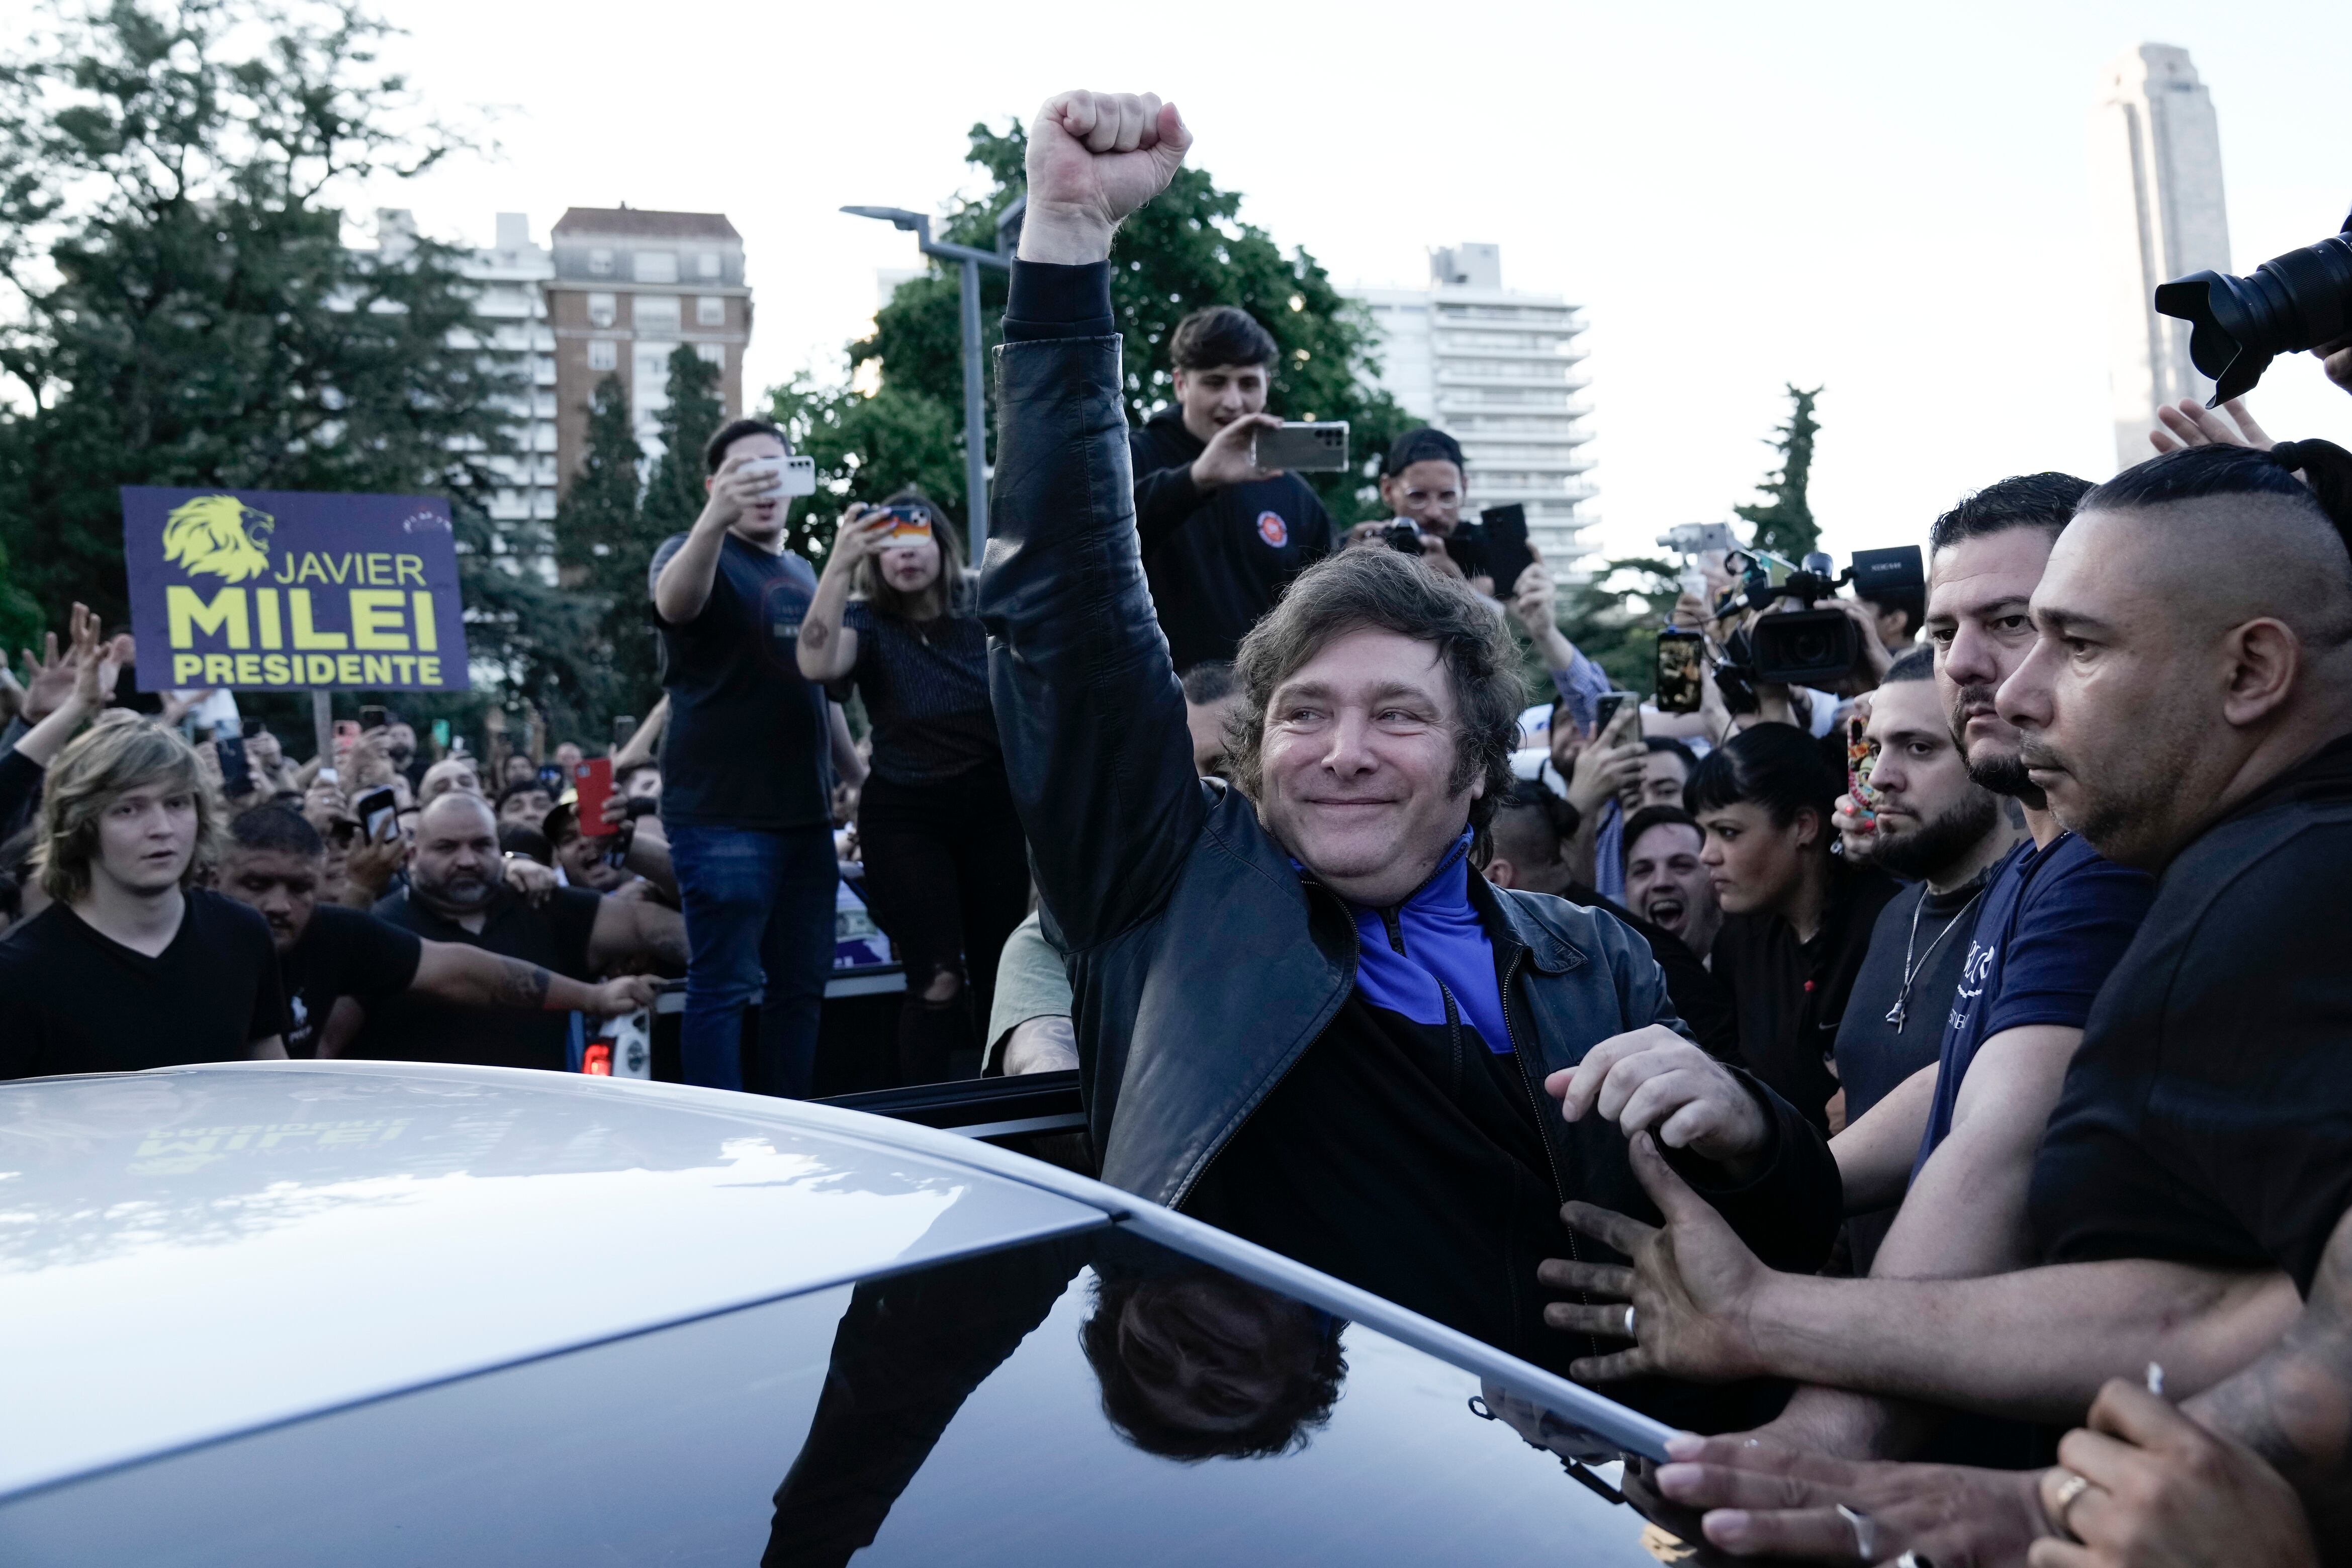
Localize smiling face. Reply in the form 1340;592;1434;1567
1925;527;2056;801
1174;363;1270;445
92;779;201;899
1625;820;1719;955
220;845;322;955
1255;625;1480;906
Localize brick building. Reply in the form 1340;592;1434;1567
546;207;752;480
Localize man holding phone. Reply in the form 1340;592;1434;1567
650;417;866;1096
1128;305;1335;671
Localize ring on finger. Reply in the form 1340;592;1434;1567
1836;1503;1874;1561
2050;1469;2094;1543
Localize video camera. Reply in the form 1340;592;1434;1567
1715;545;1924;688
2156;206;2352;403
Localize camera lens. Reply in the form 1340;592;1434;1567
2154;214;2352;403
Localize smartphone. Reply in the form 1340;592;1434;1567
359;704;388;731
216;734;252;798
739;453;818;497
869;504;933;544
611;714;637;751
1481;504;1535;599
536;763;566;794
1655;628;1706;714
1594;691;1641;741
432;719;452;751
1657;522;1740;556
1846;717;1879;832
353;786;399;845
1250;421;1350;473
573;757;616;839
332;718;360;747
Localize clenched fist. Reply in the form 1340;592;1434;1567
1018;90;1192;264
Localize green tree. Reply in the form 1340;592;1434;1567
0;0;599;750
549;372;652;719
1734;384;1824;560
1549;557;1685;699
641;344;725;539
821;119;1411;542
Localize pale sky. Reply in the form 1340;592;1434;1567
38;1;2352;563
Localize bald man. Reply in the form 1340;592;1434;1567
1572;441;2352;1561
349;792;686;1072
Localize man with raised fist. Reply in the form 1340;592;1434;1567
978;90;1839;1419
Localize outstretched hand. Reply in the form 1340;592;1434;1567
2149;395;2272;454
1019;90;1191;264
1537;1130;1772;1383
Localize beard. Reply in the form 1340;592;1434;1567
1874;789;2002;882
1949;680;2048;809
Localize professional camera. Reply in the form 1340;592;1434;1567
1714;545;1924;687
1380;520;1424;556
2156;207;2352;403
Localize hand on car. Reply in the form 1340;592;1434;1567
1190;413;1283;492
1537;1131;1773;1382
1650;1430;2051;1563
2028;1380;2317;1568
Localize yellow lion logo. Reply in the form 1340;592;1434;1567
162;495;276;582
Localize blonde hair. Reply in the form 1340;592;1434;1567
35;712;221;902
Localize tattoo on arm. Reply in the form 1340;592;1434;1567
802;618;829;651
2188;1218;2352;1533
494;958;555;1009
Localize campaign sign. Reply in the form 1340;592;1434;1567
122;487;470;692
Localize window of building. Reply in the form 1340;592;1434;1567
587;293;616;328
635;250;679;284
696;251;721;280
587;339;617;372
588;248;614;275
634;295;683;333
695;343;726;367
696;296;725;326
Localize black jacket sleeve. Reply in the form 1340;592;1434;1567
983;262;1206;949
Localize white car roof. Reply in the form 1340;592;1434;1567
0;1063;1109;1500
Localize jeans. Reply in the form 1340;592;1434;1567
668;822;838;1097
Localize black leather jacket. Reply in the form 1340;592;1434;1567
980;319;1838;1271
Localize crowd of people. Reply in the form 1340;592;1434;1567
6;81;2352;1566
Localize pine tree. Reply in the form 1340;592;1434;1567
642;345;726;538
550;373;653;720
1734;385;1824;560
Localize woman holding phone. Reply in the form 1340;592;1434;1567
797;489;1029;1085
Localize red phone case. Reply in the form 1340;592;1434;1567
574;757;616;838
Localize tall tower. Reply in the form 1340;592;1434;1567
2091;44;2231;470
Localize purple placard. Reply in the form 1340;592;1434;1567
121;486;469;692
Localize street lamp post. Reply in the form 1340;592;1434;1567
841;204;1018;561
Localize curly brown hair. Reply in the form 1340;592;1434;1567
1225;547;1525;843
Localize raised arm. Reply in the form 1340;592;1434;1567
979;90;1208;948
797;505;880;683
652;453;779;625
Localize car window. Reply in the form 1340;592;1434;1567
0;1229;1687;1565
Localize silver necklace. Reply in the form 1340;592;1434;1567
1885;885;1984;1032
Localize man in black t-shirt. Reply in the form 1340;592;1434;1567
1128;306;1335;671
215;806;654;1060
1826;651;2023;1271
0;712;284;1076
349;793;683;1072
651;417;864;1097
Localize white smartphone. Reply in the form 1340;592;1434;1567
739;453;818;497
